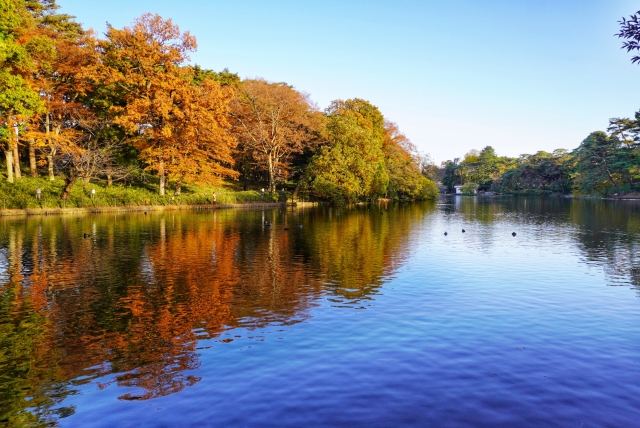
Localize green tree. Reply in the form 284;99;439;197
572;131;626;195
476;146;500;190
308;111;387;203
0;0;43;182
191;65;240;87
497;150;570;194
440;160;461;192
306;99;393;203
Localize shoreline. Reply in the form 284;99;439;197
0;201;320;217
441;193;640;200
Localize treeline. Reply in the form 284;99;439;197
0;1;437;204
441;126;640;196
440;10;640;197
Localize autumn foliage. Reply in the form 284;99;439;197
1;1;437;202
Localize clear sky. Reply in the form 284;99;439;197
58;0;640;163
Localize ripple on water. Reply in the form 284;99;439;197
0;199;639;426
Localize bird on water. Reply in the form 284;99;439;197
83;233;90;238
512;232;517;237
462;229;466;233
444;232;448;236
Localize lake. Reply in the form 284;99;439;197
1;197;639;427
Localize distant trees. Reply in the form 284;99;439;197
440;132;639;196
437;9;634;197
570;131;640;195
497;150;569;194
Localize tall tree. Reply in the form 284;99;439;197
440;160;461;191
229;79;317;192
0;0;43;182
572;131;624;195
94;14;236;195
307;99;388;203
475;146;500;190
25;0;84;179
160;77;238;193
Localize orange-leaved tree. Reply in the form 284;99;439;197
26;28;96;182
94;14;237;195
229;79;317;192
161;77;238;194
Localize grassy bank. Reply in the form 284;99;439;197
0;175;296;210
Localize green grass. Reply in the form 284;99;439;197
0;172;292;209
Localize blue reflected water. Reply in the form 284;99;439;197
1;197;639;427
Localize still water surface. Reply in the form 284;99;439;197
1;197;639;427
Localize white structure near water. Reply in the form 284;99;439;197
454;185;478;195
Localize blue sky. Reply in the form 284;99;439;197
58;0;640;163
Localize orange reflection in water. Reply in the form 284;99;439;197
0;204;429;424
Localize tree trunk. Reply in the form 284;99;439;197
5;150;14;183
61;171;77;201
12;124;21;179
175;182;181;195
28;139;37;177
602;157;621;194
47;153;55;180
158;159;165;195
82;177;90;191
106;159;113;186
46;114;55;181
267;156;275;192
605;168;621;194
292;180;302;201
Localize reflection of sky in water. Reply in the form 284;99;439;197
0;198;639;426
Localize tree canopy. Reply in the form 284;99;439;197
1;3;440;203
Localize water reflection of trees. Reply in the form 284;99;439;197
566;200;640;291
0;203;432;424
443;196;640;291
